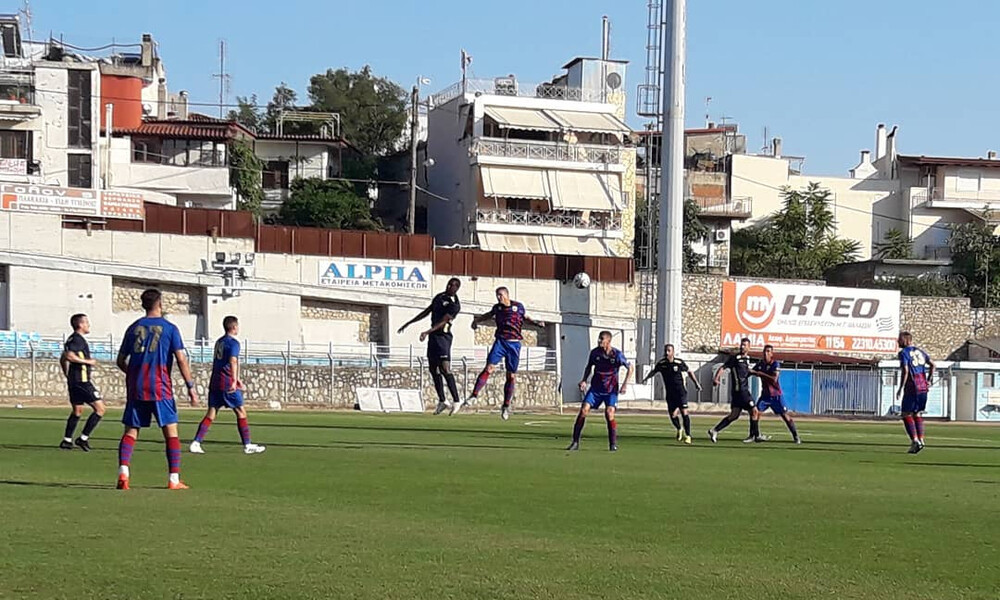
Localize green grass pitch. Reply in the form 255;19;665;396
1;407;999;600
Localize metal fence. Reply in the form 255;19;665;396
0;330;558;371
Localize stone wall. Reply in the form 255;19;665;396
0;358;559;409
112;279;203;314
974;308;1000;339
300;299;384;344
473;324;548;347
899;296;973;359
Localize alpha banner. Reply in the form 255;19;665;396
318;258;432;292
720;281;901;354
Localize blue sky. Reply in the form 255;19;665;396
24;0;1000;175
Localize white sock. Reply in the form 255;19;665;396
169;473;180;485
118;465;130;478
80;434;89;441
63;437;72;443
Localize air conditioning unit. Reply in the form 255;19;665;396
714;229;730;242
494;76;517;96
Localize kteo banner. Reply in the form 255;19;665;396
719;281;901;354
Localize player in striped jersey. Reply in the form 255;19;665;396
567;331;632;452
897;332;935;454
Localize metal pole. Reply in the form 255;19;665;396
408;85;419;234
655;0;686;360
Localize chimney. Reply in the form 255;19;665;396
141;34;153;67
772;137;782;159
989;150;997;160
875;123;887;160
601;16;610;61
156;77;168;119
707;121;716;129
860;150;871;163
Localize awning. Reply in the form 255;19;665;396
546;236;614;256
477;232;545;253
548;170;621;210
480;166;550;200
483;106;561;132
546;109;631;135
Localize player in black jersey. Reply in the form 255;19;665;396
398;278;463;415
59;314;105;451
708;337;765;444
642;344;702;444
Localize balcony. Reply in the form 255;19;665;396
910;188;1000;210
691;195;752;219
432;78;610;107
923;245;952;260
0;71;39;120
472;137;622;165
476;208;622;236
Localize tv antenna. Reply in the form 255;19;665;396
211;40;231;118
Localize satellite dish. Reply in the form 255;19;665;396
606;72;622;90
141;103;153;115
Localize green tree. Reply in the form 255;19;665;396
731;182;860;279
264;83;300;134
227;95;263;133
683;198;710;272
279;178;381;231
950;216;1000;307
871;275;964;298
229;138;264;218
307;66;407;156
874;228;913;260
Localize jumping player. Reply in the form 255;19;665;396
59;314;105;451
190;316;266;455
750;345;800;444
567;331;632;452
467;287;545;420
642;343;701;444
115;289;199;490
397;278;463;415
897;331;934;454
708;337;764;443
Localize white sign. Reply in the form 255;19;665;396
0;158;27;176
318;258;432;291
720;281;901;354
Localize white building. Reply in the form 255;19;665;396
252;133;358;215
426;56;637;257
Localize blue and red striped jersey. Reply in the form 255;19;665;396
753;359;783;397
587;347;630;394
210;335;240;391
492;301;526;341
899;345;932;394
119;317;185;402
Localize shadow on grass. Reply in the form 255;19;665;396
0;479;117;490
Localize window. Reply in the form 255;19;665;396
67;70;93;149
262;160;289;190
67;153;92;188
956;169;981;193
0;130;29;159
985;373;997;388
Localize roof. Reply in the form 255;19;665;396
561;57;630;69
719;350;878;366
113;118;253;141
897;154;1000;169
636;126;739;136
255;134;348;142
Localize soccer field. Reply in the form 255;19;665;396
1;408;999;600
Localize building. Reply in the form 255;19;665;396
425;55;636;257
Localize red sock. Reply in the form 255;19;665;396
118;434;135;467
165;436;181;474
237;418;251;446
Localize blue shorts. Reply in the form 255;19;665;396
487;339;521;373
902;393;928;414
122;398;179;429
584;389;618;409
209;390;245;409
757;395;787;415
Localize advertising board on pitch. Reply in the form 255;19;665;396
0;183;144;220
318;258;432;292
720;281;901;354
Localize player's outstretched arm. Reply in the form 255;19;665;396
397;305;432;334
420;314;454;341
524;313;546;328
470;310;493;329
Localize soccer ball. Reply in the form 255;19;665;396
573;272;591;289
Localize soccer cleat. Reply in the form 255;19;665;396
189;441;205;454
914;440;925;454
74;438;91;452
742;436;756;444
754;435;771;443
167;480;190;490
907;441;921;454
676;428;684;442
501;406;510;421
244;444;266;455
794;437;802;445
684;435;692;445
116;475;130;490
708;429;718;444
449;400;466;416
566;441;580;451
609;444;618;452
59;440;73;450
433;402;449;415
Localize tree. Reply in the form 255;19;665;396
307;66;407;156
278;178;381;231
874;228;913;260
264;83;299;134
731;182;860;279
227;95;263;133
950;216;1000;307
683;198;710;272
229;138;264;218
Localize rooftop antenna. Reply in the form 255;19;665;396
761;125;770;154
704;96;712;127
19;0;33;41
211;40;231;118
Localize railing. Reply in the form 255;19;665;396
476;208;622;231
0;331;558;372
691;195;752;217
472;137;622;164
911;188;1000;207
432;78;611;107
923;245;952;260
134;148;227;168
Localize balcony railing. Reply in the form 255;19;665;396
133;149;227;168
472;137;622;164
432;78;611;107
911;188;1000;208
923;245;952;260
476;208;622;231
691;195;752;218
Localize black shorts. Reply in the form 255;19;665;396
665;389;688;412
427;335;453;369
730;388;754;411
68;383;101;406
